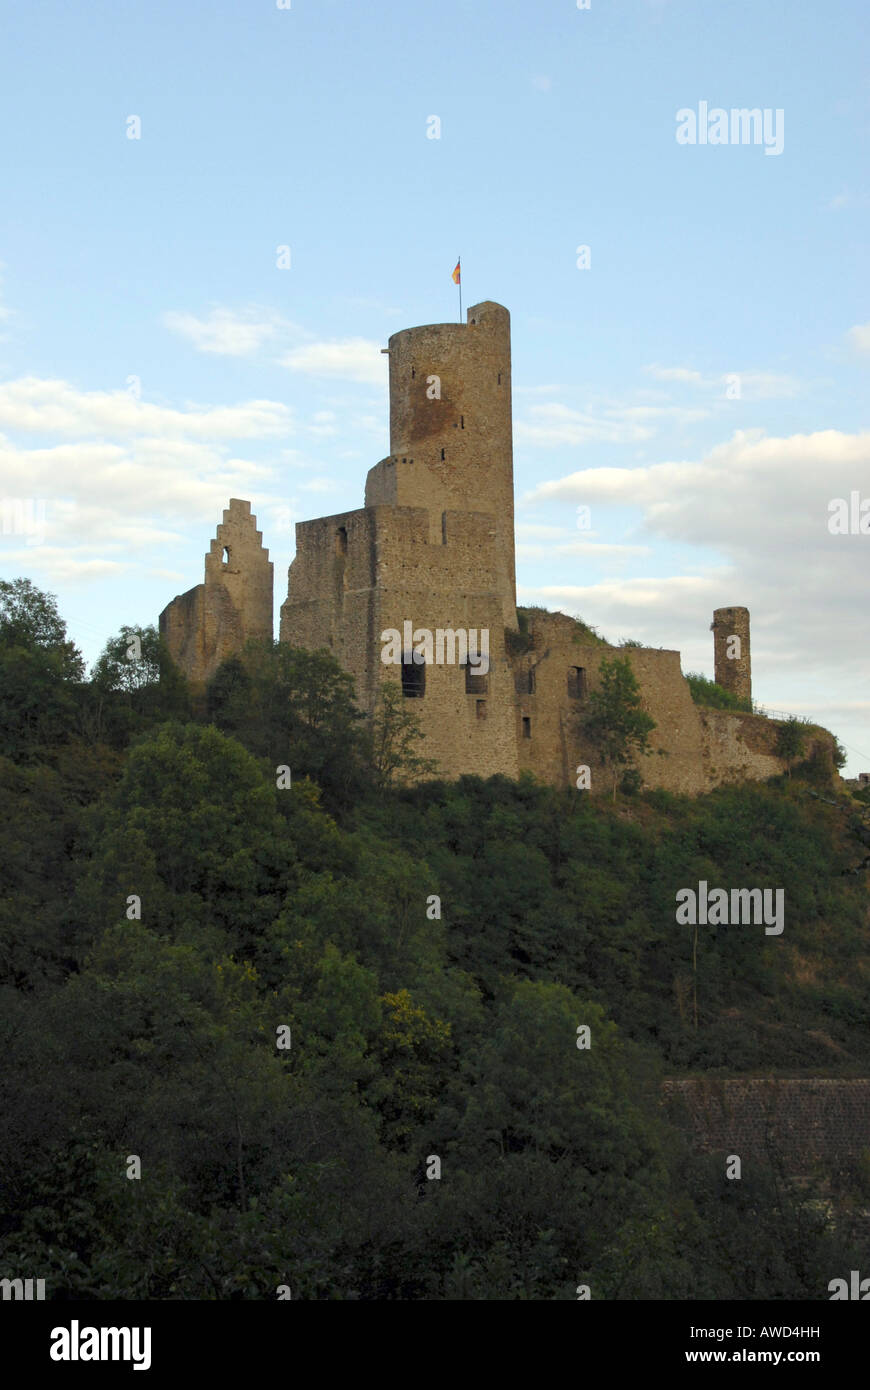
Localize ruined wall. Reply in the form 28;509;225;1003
365;301;516;628
159;499;273;688
512;613;709;795
712;606;752;703
281;502;518;781
509;611;833;797
662;1078;870;1177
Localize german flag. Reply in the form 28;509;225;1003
452;259;461;284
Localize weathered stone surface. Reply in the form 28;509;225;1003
712;605;752;704
160;304;837;793
662;1077;870;1175
159;499;273;689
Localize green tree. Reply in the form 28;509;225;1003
0;577;84;756
83;624;190;743
369;680;439;791
580;654;656;800
0;578;84;675
775;716;807;778
207;641;367;812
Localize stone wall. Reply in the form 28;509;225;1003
662;1077;870;1177
510;611;835;796
280;502;519;780
159;499;273;689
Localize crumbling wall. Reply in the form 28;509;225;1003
159;498;273;688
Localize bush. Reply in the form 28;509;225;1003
685;672;752;712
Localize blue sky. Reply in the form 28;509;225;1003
0;0;868;769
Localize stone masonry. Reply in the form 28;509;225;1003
662;1077;870;1178
159;303;837;795
159;499;273;690
712;605;752;705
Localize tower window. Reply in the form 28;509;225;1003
527;667;536;694
460;415;464;429
411;367;415;378
476;700;487;720
222;546;231;568
465;665;488;695
335;526;348;556
401;656;425;698
497;372;502;385
440;448;445;460
522;716;531;738
567;667;587;700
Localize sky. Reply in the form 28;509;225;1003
0;0;867;771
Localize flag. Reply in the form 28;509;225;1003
452;259;461;285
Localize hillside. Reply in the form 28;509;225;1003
1;580;869;1300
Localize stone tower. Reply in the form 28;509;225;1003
280;302;520;779
712;606;752;704
364;301;517;627
159;498;273;688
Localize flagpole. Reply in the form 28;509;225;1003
458;256;462;322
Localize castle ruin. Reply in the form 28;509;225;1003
159;301;835;794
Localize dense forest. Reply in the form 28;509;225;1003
1;577;868;1300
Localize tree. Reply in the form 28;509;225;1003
774;717;807;779
84;624;190;743
0;578;84;756
580;655;656;800
369;681;438;791
0;578;84;677
206;641;367;812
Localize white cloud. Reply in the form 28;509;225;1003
164;306;291;356
0;378;292;439
643;363;799;399
517;540;651;560
516;522;573;539
732;371;800;400
615;404;710;423
644;365;706;385
307;410;339;437
279;338;387;385
827;190;870;211
516;402;651;447
848;322;870;353
0;431;282;550
518;427;870;742
524;428;870;552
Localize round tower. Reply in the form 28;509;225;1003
365;301;516;617
712;606;752;704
